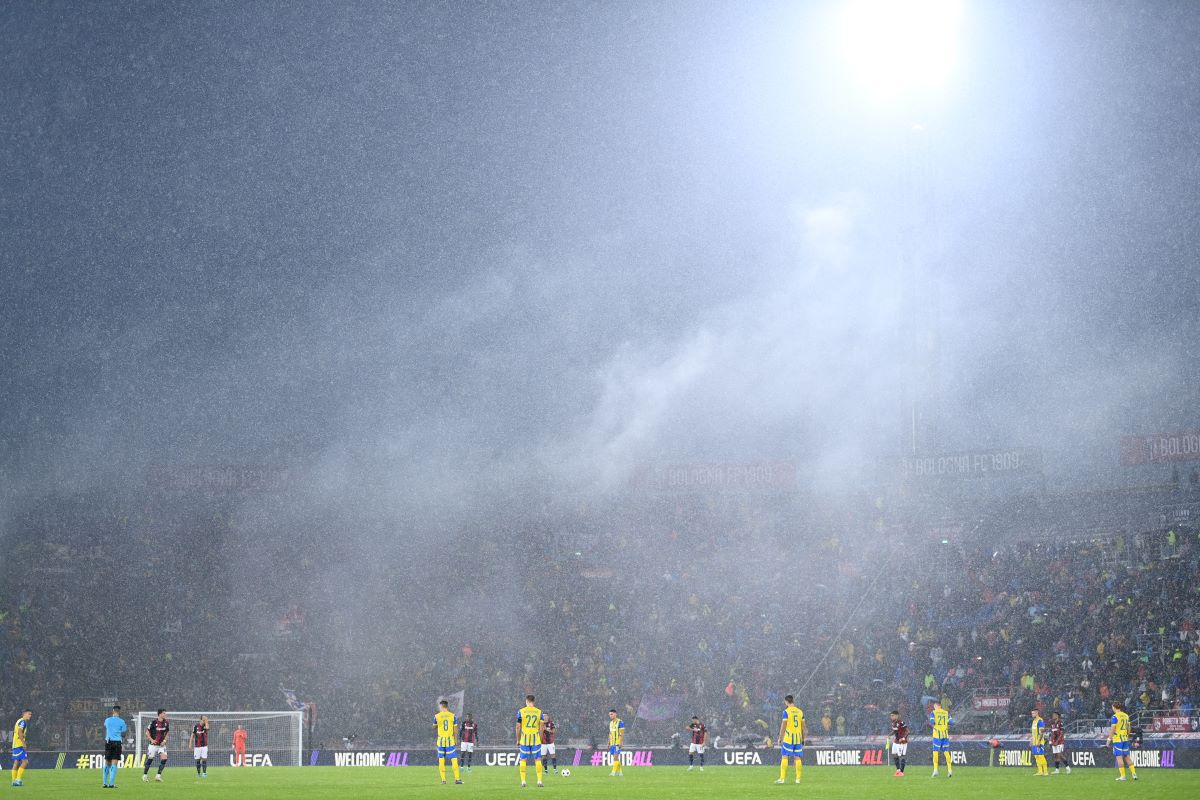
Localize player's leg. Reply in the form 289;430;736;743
946;746;953;776
535;756;545;786
1126;754;1137;779
144;748;154;778
550;744;557;772
15;757;27;785
931;749;939;776
698;746;704;769
452;756;462;783
439;756;447;783
794;756;803;782
157;751;168;780
519;750;528;786
778;743;789;782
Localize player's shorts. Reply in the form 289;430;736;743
147;744;168;759
104;741;122;761
781;741;803;758
608;745;622;757
891;742;907;757
688;743;706;754
193;746;208;759
1031;745;1044;756
460;742;474;753
931;737;950;753
518;744;541;761
437;745;458;760
541;743;556;756
10;747;27;761
1112;741;1130;757
1052;744;1064;755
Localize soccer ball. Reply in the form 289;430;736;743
560;769;571;777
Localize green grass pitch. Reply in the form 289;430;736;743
14;765;1200;798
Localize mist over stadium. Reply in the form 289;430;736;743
2;0;1199;792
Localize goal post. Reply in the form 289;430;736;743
133;710;303;767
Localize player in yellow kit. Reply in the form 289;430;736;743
10;710;32;787
1030;709;1048;775
1106;701;1137;781
434;699;463;785
515;695;546;788
928;701;954;777
607;710;626;777
776;695;804;784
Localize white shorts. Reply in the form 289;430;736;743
541;743;556;756
147;744;169;759
460;742;474;753
891;742;907;757
1052;744;1064;755
689;743;706;754
193;747;208;759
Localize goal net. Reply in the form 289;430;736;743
134;710;303;767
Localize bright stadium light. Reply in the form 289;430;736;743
839;0;963;101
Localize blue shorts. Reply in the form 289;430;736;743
11;747;27;761
437;745;458;760
518;744;541;761
1112;742;1130;757
1031;746;1044;756
781;741;803;758
931;737;950;752
608;745;621;757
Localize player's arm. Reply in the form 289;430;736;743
778;716;787;743
188;730;195;748
515;719;522;746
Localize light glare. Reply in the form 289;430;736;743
840;0;963;100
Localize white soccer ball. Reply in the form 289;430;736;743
560;769;571;777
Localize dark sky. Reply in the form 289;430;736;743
2;0;1199;505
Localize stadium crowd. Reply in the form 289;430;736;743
2;485;1198;750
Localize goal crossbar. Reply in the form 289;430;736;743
133;710;303;767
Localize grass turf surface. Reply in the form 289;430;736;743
11;766;1200;798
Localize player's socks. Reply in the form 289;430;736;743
794;758;802;781
202;758;207;775
1119;766;1126;778
1128;763;1137;776
699;753;704;767
535;761;544;783
158;760;166;775
144;760;152;776
438;758;447;782
520;761;528;784
899;756;906;773
780;757;788;781
196;759;202;776
452;758;461;781
552;757;557;771
689;753;695;766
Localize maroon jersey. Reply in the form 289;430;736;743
891;718;908;744
460;720;478;744
688;721;707;745
147;718;170;746
541;719;556;745
1048;719;1065;746
192;723;208;748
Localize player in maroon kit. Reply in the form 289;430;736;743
541;716;558;773
1049;710;1070;774
459;714;478;772
687;716;707;771
889;710;908;776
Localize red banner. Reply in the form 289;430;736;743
971;695;1011;711
1120;432;1200;465
1149;715;1195;733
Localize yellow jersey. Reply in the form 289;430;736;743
435;709;457;747
13;719;27;749
1110;710;1130;742
929;708;951;738
1031;717;1045;746
609;717;625;746
517;706;544;746
781;706;804;744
